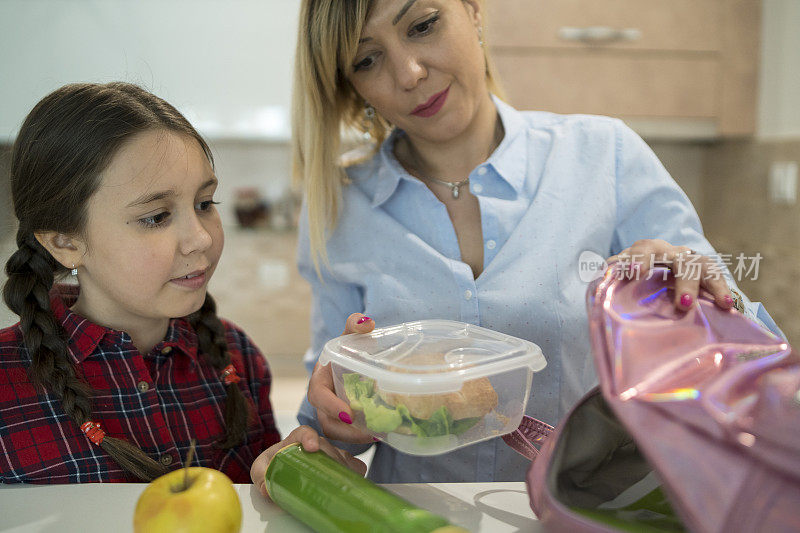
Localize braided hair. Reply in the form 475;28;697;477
3;83;250;481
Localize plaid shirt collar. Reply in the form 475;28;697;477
50;284;199;364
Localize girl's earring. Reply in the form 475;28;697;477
362;103;375;141
478;26;484;46
71;264;78;276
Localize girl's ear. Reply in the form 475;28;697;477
34;232;86;271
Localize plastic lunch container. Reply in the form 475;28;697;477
319;320;547;456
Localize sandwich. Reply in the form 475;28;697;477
342;352;498;438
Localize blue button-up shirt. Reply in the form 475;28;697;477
296;97;780;483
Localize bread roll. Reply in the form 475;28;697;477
376;352;498;420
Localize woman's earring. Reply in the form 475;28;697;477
362;104;375;141
478;26;484;47
71;264;78;276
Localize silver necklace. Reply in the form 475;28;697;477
422;175;470;199
404;118;503;199
404;139;470;199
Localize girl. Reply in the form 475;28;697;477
292;0;783;483
0;82;364;484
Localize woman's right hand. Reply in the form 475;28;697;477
307;313;376;443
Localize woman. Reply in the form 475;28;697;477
292;0;781;483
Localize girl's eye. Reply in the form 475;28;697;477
353;55;376;73
138;211;170;228
196;200;220;212
409;13;439;37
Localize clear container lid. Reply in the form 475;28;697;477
319;320;546;394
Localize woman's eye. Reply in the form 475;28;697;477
196;200;220;212
138;211;170;228
353;55;375;72
409;14;439;37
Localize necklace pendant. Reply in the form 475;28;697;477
451;185;460;199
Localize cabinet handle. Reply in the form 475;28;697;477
558;26;642;43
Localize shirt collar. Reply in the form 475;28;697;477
158;317;199;362
50;285;106;364
50;285;198;364
370;130;409;207
370;94;528;208
485;95;529;195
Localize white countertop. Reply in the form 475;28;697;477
0;482;541;532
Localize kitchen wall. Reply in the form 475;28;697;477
643;136;800;346
711;0;799;345
0;1;300;143
648;0;800;344
702;140;800;344
648;142;707;212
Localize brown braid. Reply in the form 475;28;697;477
188;294;251;448
3;82;226;481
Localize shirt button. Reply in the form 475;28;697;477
477;166;488;176
161;346;172;355
160;454;173;466
472;183;483;194
464;290;473;300
137;380;150;393
486;240;496;250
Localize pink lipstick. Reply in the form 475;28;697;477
411;86;450;118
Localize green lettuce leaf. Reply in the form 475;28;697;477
343;373;374;411
415;406;452;437
450;417;481;435
362;396;403;433
396;405;479;438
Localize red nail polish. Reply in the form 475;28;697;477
357;316;371;325
680;293;693;307
372;437;380;442
338;411;352;424
724;295;733;306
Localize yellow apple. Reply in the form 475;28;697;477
133;467;242;533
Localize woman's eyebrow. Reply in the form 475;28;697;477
393;0;418;25
357;0;418;44
198;177;218;191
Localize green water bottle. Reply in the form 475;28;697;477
265;443;469;533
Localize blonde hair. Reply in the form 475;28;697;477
292;0;505;274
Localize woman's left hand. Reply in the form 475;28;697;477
607;239;735;311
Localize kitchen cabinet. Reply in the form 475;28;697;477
486;0;761;138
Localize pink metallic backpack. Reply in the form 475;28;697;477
504;265;800;532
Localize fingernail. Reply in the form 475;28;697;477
338;411;352;424
680;293;693;307
372;437;380;442
724;295;733;307
357;316;372;325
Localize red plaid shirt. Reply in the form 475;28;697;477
0;286;280;483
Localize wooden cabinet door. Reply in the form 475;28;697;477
486;0;760;137
487;0;722;52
